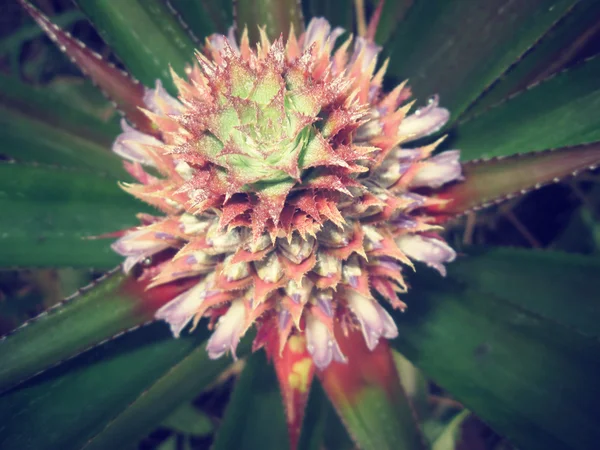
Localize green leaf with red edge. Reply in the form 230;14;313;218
450;55;600;161
18;0;155;135
463;1;600;120
0;322;248;450
319;329;425;450
235;0;304;43
384;0;577;120
430;142;600;219
0;162;146;268
390;247;600;450
213;351;289;450
0;267;197;393
0;74;119;145
73;0;197;94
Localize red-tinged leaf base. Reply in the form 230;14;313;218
19;0;155;135
429;142;600;219
318;326;425;450
267;334;316;450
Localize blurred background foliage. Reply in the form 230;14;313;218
1;0;599;449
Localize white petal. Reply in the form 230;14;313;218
397;95;449;141
155;280;212;337
346;291;390;351
143;80;183;115
206;299;247;359
396;234;456;276
305;313;346;370
111;119;160;165
410;150;462;188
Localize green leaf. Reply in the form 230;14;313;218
0;75;121;145
391;248;600;450
0;106;123;175
18;0;154;135
372;0;412;46
83;333;245;450
0;323;240;450
297;380;328;450
160;401;213;436
0;267;198;392
303;0;354;30
167;0;219;38
319;333;425;450
451;56;600;161
431;143;600;217
235;0;304;43
464;1;600;119
0;163;146;268
431;410;470;450
213;351;289;450
385;0;577;119
392;350;429;420
74;0;197;93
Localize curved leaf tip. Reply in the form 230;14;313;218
17;0;155;135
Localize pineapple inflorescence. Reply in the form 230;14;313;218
111;18;462;369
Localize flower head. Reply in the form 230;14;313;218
111;18;462;368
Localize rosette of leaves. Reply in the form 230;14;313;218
0;1;599;450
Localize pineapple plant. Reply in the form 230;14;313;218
1;0;599;449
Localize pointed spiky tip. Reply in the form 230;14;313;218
110;18;462;369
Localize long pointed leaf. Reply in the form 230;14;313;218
452;55;600;161
391;248;600;450
464;1;600;119
0;107;123;174
213;351;289;450
0;74;119;145
235;0;304;43
319;329;425;450
83;335;250;450
431;142;600;218
0;162;145;268
74;0;197;93
0;323;245;450
18;0;154;134
385;0;577;119
0;268;195;392
167;0;219;39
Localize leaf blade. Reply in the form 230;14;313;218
74;0;197;93
431;143;600;218
0;268;196;392
18;0;154;134
451;55;600;161
385;0;577;119
319;331;425;450
212;351;289;450
0;323;243;450
0;163;144;268
391;248;600;450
